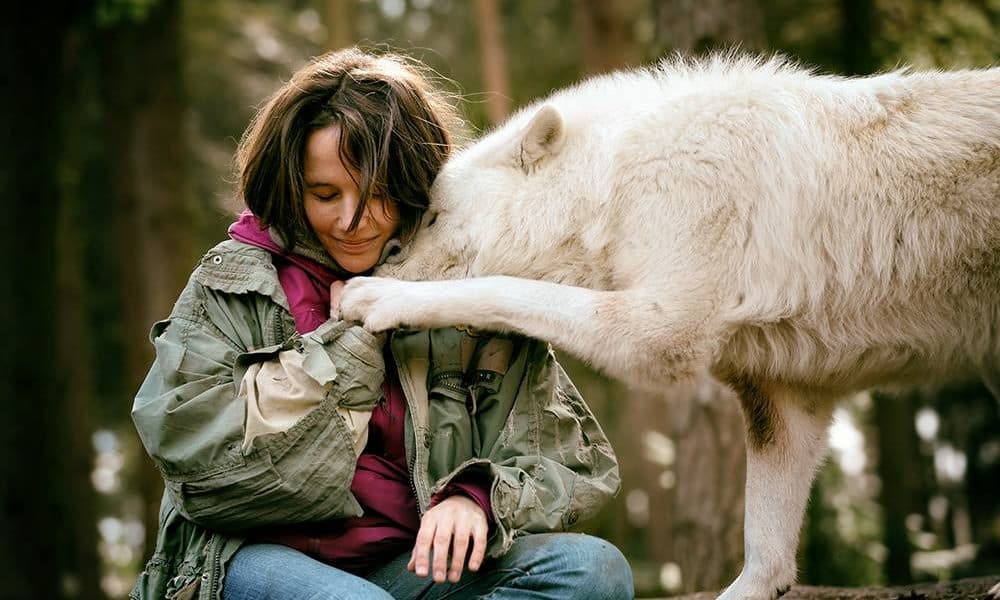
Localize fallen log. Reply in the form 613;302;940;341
659;576;999;600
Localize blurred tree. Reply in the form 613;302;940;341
658;380;746;593
873;391;921;583
498;1;583;125
0;3;103;598
576;0;645;75
97;0;194;559
476;0;512;126
759;0;845;71
326;0;355;50
841;0;878;74
59;19;106;599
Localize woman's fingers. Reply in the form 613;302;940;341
411;496;489;583
448;522;472;582
411;518;437;577
431;516;455;583
468;520;488;572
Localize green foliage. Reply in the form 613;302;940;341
876;0;1000;68
96;0;160;27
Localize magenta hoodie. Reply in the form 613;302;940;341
228;211;492;573
228;210;339;334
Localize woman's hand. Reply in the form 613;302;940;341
329;281;346;318
408;495;488;583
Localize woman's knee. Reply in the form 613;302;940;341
566;534;633;599
508;533;633;599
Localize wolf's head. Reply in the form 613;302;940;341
376;103;607;286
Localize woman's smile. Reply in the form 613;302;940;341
332;235;380;254
303;125;401;273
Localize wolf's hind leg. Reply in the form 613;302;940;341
718;383;836;600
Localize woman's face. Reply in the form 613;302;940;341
303;125;400;274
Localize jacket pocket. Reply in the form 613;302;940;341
164;459;288;531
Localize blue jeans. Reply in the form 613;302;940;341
222;533;634;599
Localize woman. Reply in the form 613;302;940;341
131;48;632;600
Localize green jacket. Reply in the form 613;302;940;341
130;240;620;600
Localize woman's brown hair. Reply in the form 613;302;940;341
236;47;461;251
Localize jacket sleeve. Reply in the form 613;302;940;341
131;280;385;532
434;338;621;557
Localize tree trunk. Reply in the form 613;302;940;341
0;4;102;598
575;0;644;75
475;0;512;126
98;0;194;560
326;0;355;50
873;391;919;583
840;0;877;74
660;381;746;593
57;78;104;600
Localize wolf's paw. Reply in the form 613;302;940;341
985;580;1000;600
338;277;427;332
716;569;794;600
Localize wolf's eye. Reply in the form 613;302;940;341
425;212;439;228
382;241;405;265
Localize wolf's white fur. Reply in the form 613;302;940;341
340;55;1000;599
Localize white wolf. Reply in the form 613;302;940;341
339;55;1000;599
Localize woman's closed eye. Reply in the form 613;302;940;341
313;191;340;202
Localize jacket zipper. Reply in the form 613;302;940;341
206;535;224;600
408;442;423;516
391;332;428;515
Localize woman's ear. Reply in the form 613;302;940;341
517;104;564;173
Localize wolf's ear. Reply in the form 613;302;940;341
517;104;564;173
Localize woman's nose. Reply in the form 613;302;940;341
334;194;361;231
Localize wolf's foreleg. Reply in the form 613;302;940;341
337;275;716;388
718;383;836;600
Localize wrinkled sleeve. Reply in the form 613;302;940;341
131;281;385;532
433;338;620;558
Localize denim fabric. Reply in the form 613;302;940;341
222;533;633;600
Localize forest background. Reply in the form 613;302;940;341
1;0;998;598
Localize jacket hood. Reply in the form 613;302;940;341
227;210;346;284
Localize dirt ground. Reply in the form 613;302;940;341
655;575;999;600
